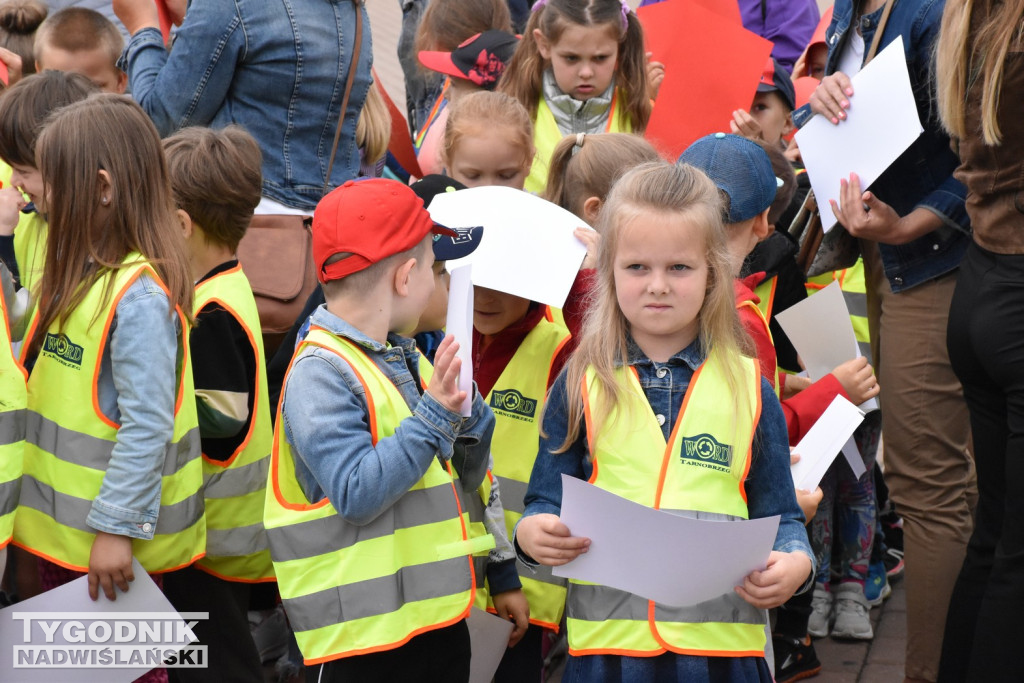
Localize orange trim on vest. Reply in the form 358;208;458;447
652;361;705;510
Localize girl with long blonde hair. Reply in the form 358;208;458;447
517;161;812;682
936;2;1024;680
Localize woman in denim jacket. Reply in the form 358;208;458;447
112;0;372;212
792;1;973;681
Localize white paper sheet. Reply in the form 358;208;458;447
467;608;513;683
552;475;779;607
445;265;474;416
795;39;923;231
427;186;590;308
791;396;866;490
841;436;868;479
0;559;202;682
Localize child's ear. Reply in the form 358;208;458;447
753;209;771;241
782;112;795;139
96;169;113;207
533;28;552;60
582;196;603;225
176;209;194;239
115;70;128;95
393;256;418;297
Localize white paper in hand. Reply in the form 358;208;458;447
791;395;866;490
426;186;589;308
467;608;514;683
0;559;202;682
795;39;923;231
553;475;779;607
445;265;474;417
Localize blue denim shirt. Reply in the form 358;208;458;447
281;305;494;525
89;275;179;540
119;0;372;212
792;0;970;292
519;339;814;571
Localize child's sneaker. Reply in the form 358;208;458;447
864;559;892;607
884;547;905;580
773;634;822;683
831;583;873;640
808;586;833;638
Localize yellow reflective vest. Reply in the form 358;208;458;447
265;327;479;665
568;348;767;657
525;91;631;195
193;264;275;583
15;257;205;572
13;212;47;295
0;273;26;546
486;316;571;630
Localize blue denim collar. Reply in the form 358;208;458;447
623;335;706;371
307;305;418;355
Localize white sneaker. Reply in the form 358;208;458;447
831;583;874;640
808;585;833;638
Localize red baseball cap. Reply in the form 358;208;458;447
313;178;456;283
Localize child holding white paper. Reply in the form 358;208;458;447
441;89;574;681
517;161;812;682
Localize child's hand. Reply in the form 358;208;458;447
645;52;665;101
729;109;764;141
781;374;811;399
0;186;25;237
575;226;600;270
88;531;134;601
0;47;23;86
491;588;530;647
516;513;590;566
427;334;468;413
735;550;812;609
809;72;854;125
795;487;823;523
830;356;879;405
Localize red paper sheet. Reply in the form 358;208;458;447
373;71;424;180
155;0;172;44
639;0;772;160
693;0;741;24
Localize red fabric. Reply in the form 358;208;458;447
472;304;572;398
734;277;850;445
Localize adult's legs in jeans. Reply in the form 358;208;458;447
863;245;973;682
941;245;1024;682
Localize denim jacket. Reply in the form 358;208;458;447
89;275;179;540
792;0;970;292
517;339;814;576
281;305;494;525
119;0;372;212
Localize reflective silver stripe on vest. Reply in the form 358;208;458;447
26;412;198;477
842;290;868;319
0;478;20;516
207;521;268;557
474;556;487;588
204;456;269;499
266;483;460;563
493;475;528;515
19;474;204;535
567;583;765;625
282;555;471;632
0;409;25;446
517;557;566;588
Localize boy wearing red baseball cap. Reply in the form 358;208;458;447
265;178;496;683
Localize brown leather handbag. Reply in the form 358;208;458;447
236;0;364;354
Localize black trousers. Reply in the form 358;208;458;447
941;243;1024;682
308;619;470;683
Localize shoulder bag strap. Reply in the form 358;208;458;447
323;0;365;197
864;0;897;63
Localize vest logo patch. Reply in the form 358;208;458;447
41;333;84;369
490;389;537;422
680;433;733;471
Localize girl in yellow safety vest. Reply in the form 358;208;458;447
15;93;202;646
517;162;813;682
499;0;654;195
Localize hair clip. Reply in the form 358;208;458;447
571;133;586;157
619;0;630;30
532;0;548;12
